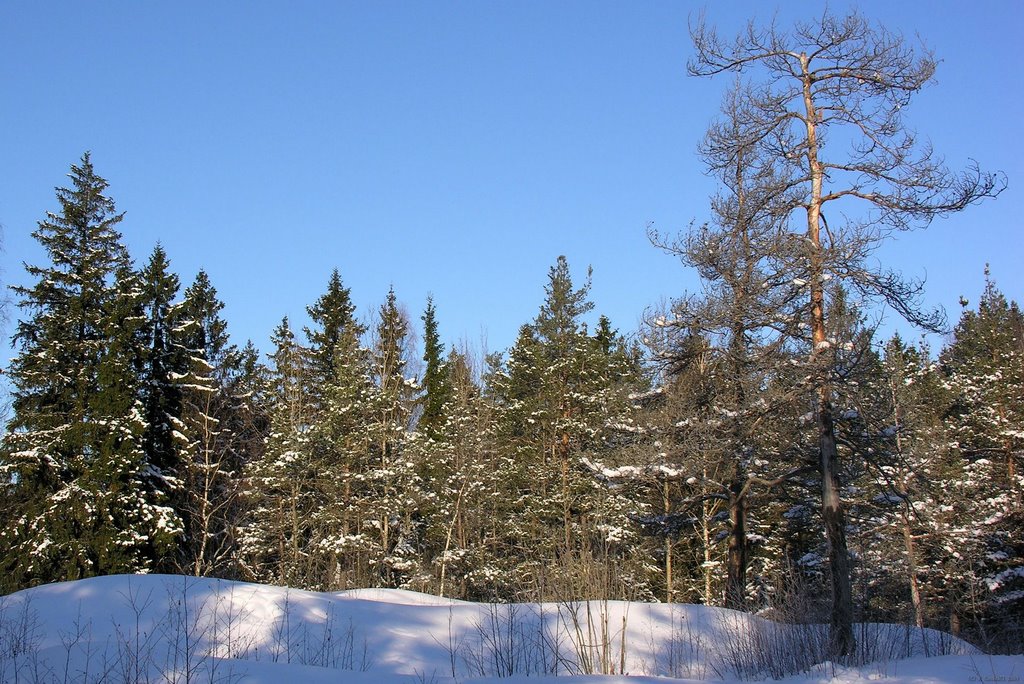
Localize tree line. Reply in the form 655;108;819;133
1;9;1020;656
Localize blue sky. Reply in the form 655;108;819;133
2;2;1021;374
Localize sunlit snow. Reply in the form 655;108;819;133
1;574;1018;684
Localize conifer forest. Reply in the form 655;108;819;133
1;10;1021;658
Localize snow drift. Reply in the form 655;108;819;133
0;574;1018;684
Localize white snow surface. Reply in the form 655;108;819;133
0;574;1019;684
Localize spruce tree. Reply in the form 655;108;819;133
536;256;596;551
306;268;361;393
174;270;249;576
941;273;1024;644
860;334;955;628
138;244;188;516
1;154;178;589
304;271;373;587
944;272;1024;508
239;317;317;585
364;287;422;586
416;347;504;598
180;271;235;378
312;316;376;588
419;296;451;439
248;272;390;589
487;257;648;598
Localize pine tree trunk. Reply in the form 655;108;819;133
725;477;748;610
818;389;854;656
891;379;926;628
901;514;925;628
998;403;1021;510
1009;439;1020;509
725;309;749;610
561;406;572;554
702;487;714;604
664;476;673;603
290;485;300;584
802;52;854;658
439;479;467;598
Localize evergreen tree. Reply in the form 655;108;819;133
311;315;376;588
239;317;317;585
305;268;360;393
940;273;1024;646
487;257;649;599
858;334;955;628
609;327;719;604
174;270;250;576
944;272;1024;509
138;244;189;542
243;270;373;588
180;271;235;379
1;154;178;590
416;347;506;599
247;272;392;590
231;340;272;472
303;273;374;588
535;256;596;555
362;287;422;586
419;296;451;439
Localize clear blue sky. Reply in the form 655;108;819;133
2;2;1021;374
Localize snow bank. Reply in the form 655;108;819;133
0;574;1014;684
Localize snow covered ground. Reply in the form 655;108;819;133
0;574;1019;684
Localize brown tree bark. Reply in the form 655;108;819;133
725;474;749;610
801;51;854;657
